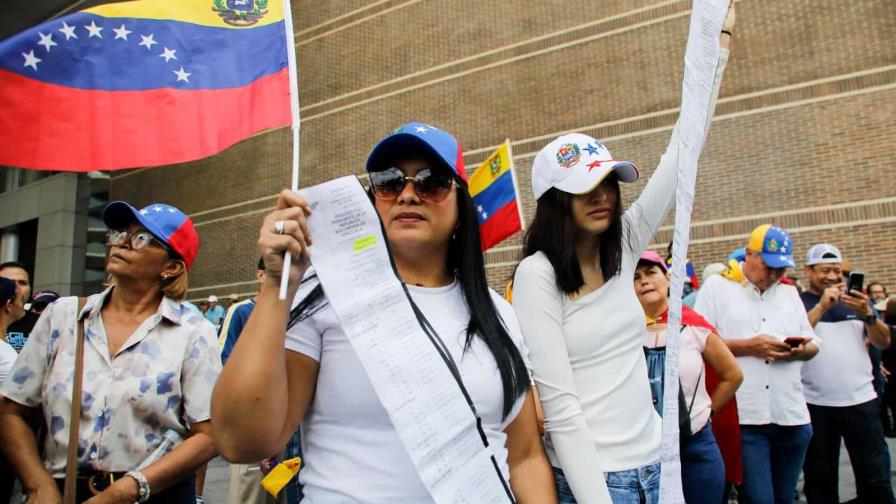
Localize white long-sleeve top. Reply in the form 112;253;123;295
512;49;729;503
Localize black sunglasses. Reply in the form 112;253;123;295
369;167;456;203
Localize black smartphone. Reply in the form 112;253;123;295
847;272;865;294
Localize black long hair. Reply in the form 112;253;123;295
521;176;626;295
288;167;529;419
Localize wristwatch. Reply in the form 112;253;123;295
125;470;151;503
863;312;878;324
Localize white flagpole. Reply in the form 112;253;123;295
505;139;526;230
280;0;301;300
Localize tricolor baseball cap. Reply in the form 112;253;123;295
531;133;639;200
102;201;199;270
747;224;795;269
365;121;467;181
805;243;843;266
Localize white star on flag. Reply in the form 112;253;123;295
415;126;428;133
153;206;164;213
167;208;177;213
22;50;41;70
113;24;132;41
139;34;157;50
84;21;103;38
58;22;77;40
173;67;191;83
139;209;149;215
37;33;57;52
159;47;177;62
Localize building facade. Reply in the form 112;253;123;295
106;0;896;300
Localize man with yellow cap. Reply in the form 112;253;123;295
695;224;819;504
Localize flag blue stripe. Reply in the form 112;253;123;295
0;12;286;90
471;171;516;224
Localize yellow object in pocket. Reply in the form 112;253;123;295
260;457;302;497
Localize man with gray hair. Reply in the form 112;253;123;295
799;243;894;504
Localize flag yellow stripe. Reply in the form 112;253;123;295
469;141;512;197
86;0;284;29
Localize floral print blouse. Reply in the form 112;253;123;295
0;288;222;477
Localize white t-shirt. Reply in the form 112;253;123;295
0;338;17;385
285;280;530;504
800;292;877;407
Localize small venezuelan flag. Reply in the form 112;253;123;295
469;139;525;251
0;0;292;171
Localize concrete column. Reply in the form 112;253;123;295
0;231;18;262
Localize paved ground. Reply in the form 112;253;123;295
199;439;896;503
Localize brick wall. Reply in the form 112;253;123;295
109;0;896;300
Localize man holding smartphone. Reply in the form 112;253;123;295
800;243;894;504
695;224;818;504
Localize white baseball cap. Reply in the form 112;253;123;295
208;295;218;302
531;133;639;200
806;243;842;266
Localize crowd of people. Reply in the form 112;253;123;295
0;4;894;504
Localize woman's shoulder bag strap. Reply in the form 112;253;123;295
63;297;87;504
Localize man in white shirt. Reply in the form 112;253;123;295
695;224;818;504
799;243;894;504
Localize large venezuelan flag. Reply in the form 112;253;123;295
469;140;524;251
0;0;291;171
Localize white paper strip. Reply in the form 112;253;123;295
660;1;729;502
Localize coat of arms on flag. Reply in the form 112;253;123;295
469;139;525;251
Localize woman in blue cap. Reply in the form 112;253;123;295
213;122;557;502
0;202;221;504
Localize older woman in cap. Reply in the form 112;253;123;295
0;202;221;504
634;250;742;504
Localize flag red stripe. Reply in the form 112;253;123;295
0;68;291;171
479;200;522;251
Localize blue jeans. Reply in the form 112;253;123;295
282;427;304;504
681;424;725;504
553;462;660;504
737;423;812;504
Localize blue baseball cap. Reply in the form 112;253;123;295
102;202;199;269
748;224;795;269
365;121;467;181
728;247;746;263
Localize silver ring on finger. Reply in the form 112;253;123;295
273;220;286;235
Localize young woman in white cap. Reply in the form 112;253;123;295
212;122;557;502
510;6;736;503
